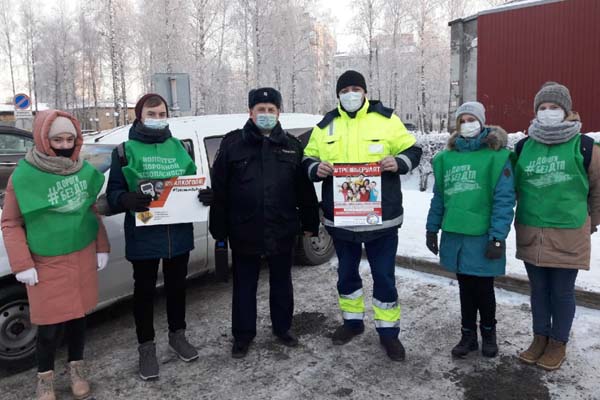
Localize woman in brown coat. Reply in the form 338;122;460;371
513;82;600;371
1;110;110;400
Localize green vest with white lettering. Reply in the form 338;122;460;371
515;136;588;228
121;138;197;192
433;148;511;236
11;160;105;256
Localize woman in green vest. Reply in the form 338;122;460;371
515;82;600;371
426;102;516;359
1;110;110;400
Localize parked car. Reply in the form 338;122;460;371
0;126;34;194
0;113;334;368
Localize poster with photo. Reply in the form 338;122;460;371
333;163;382;227
135;175;207;226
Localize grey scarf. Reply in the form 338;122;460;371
527;119;581;145
25;148;84;175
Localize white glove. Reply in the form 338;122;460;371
15;268;38;286
97;253;109;271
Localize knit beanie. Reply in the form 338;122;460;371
455;101;486;127
135;93;169;121
533;82;572;114
336;70;367;96
48;116;77;139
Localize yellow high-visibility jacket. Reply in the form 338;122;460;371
303;99;422;233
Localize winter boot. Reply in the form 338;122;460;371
138;341;159;381
169;329;199;362
275;331;299;347
379;336;406;361
518;334;549;365
480;325;498;358
69;360;91;400
536;338;566;371
451;328;478;358
36;370;55;400
331;324;364;345
231;340;250;359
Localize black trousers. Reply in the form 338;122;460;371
457;273;496;330
132;252;189;344
37;317;86;373
232;251;294;342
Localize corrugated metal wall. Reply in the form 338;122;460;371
477;0;600;133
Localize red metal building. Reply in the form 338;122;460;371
477;0;600;133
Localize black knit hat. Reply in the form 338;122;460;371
248;87;282;109
336;70;367;96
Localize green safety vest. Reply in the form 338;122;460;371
515;135;589;228
11;160;105;256
121;138;197;192
433;148;511;236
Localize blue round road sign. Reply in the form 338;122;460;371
14;93;31;110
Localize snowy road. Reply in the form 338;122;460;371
1;260;598;399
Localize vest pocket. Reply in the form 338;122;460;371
322;136;341;161
361;135;388;161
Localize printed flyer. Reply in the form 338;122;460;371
333;163;382;227
135;175;207;226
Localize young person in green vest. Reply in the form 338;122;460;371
106;94;200;380
426;102;516;359
1;110;110;400
514;82;600;371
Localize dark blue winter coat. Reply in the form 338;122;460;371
426;127;516;277
106;120;195;261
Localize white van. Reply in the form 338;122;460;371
0;113;334;367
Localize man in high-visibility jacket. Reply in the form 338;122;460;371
303;70;422;361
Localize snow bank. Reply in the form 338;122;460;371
398;189;600;293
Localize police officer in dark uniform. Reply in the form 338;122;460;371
210;87;320;358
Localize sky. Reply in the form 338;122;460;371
0;0;492;104
315;0;356;53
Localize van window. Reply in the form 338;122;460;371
203;126;313;168
80;144;116;173
204;136;224;168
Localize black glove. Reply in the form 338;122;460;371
485;239;505;259
198;187;213;206
119;192;153;212
426;231;438;255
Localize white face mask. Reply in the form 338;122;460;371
537;109;565;126
144;118;169;130
460;121;481;138
339;91;364;113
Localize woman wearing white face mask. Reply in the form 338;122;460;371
514;82;600;370
106;94;200;380
426;101;516;359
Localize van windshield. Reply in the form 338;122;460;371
80;144;116;173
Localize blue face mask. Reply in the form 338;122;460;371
144;118;169;130
256;113;278;131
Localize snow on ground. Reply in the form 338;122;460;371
397;185;600;293
2;260;599;399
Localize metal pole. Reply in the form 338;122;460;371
169;77;180;117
